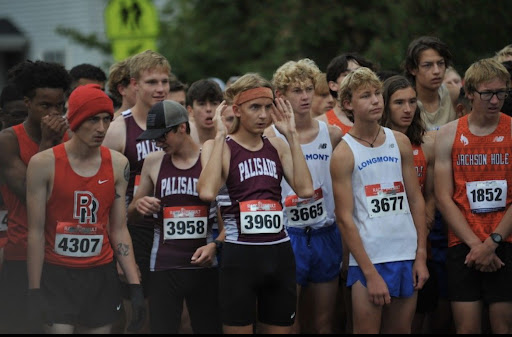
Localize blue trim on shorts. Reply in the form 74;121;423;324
347;260;415;298
287;224;342;285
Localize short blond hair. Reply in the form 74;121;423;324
314;72;330;96
338;67;382;122
107;57;131;104
495;44;512;63
272;58;320;93
464;58;510;96
128;50;171;80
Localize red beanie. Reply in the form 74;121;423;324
67;84;114;131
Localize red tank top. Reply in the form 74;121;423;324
412;143;427;194
326;109;352;134
450;114;512;247
44;144;115;267
3;124;39;260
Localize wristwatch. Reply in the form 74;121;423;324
490;233;503;245
214;239;223;254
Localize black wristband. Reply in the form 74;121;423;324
214;239;223;254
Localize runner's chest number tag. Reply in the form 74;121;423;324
240;200;283;234
54;222;103;257
163;206;208;240
365;182;409;218
285;188;326;226
0;209;7;232
466;180;507;213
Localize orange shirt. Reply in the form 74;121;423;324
450;114;512;247
325;109;352;134
412;143;427;195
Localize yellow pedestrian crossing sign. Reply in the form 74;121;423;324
105;0;159;60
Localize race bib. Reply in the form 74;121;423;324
466;180;507;213
284;188;326;226
365;182;409;218
163;206;208;240
0;209;7;232
54;222;104;257
240;200;283;234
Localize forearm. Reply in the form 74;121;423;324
110;228;140;284
198;136;225;202
27;227;45;289
337;215;377;279
437;195;481;247
287;132;313;198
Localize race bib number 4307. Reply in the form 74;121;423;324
240;200;283;234
365;182;409;218
54;222;103;257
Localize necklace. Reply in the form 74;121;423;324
348;127;381;147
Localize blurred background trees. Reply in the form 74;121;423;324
61;0;512;84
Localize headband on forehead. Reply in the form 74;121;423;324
234;87;274;105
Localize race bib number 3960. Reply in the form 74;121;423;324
365;182;409;218
240;200;283;234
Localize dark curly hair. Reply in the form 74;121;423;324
11;60;71;99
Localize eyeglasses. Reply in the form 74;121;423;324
474;89;509;101
153;129;172;143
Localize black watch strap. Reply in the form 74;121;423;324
214;239;223;253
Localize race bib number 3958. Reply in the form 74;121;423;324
163;206;208;240
240;200;283;234
365;182;409;218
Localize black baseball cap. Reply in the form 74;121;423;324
137;100;189;140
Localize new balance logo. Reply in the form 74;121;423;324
98;179;109;184
318;143;327;149
493;136;504;142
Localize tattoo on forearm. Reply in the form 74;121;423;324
116;243;130;256
124;163;130;182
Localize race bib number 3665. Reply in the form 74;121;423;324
365;182;409;218
240;200;283;234
163;206;208;240
284;188;326;226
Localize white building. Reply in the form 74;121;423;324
0;0;166;88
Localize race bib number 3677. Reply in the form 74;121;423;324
365;182;409;218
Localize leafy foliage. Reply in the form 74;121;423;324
58;0;512;85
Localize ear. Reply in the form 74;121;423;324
275;89;284;99
410;68;418;77
232;104;242;117
342;99;353;113
130;78;138;90
186;104;193;115
328;81;338;93
455;103;465;118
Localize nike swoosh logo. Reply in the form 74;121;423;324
98;179;109;184
116;304;122;311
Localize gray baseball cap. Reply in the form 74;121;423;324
137;100;189;140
